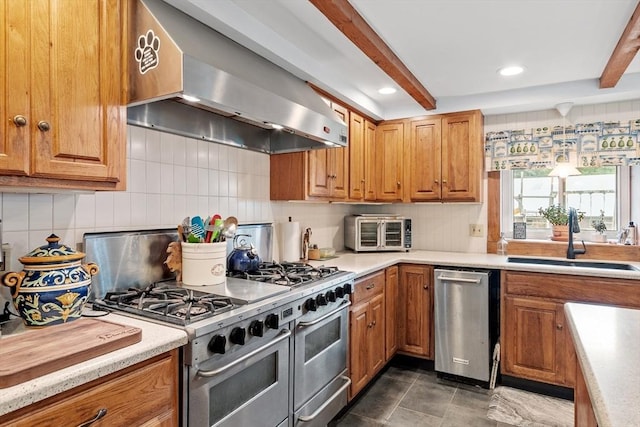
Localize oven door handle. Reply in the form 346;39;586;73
297;300;351;329
298;375;351;423
195;329;291;378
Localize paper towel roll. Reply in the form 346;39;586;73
281;221;301;262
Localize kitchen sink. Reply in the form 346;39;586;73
507;257;640;271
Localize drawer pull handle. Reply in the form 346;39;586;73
13;115;27;127
366;284;375;290
77;408;107;427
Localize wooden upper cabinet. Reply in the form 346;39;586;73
441;110;483;202
348;112;365;200
0;0;126;190
375;122;404;202
364;120;377;201
407;117;442;201
406;110;483;202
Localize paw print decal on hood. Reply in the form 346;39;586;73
135;30;160;74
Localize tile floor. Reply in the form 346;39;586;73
331;360;511;427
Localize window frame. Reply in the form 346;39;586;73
500;167;630;240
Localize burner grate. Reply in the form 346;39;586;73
227;262;341;288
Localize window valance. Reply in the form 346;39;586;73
485;119;640;171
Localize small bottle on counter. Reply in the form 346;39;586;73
497;232;508;256
627;221;637;245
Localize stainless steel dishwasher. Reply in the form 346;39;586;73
434;268;499;385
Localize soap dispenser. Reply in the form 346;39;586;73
497;232;508;256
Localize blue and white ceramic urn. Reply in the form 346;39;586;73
2;234;99;327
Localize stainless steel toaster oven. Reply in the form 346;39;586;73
344;214;411;252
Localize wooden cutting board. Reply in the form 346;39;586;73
0;317;142;388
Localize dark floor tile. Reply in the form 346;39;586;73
332;413;387;427
450;388;492;417
440;405;497;427
398;382;456;418
383;365;421;384
386;406;442;427
350;377;411;420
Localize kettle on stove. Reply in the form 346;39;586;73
227;234;261;273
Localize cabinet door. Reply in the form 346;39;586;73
398;265;432;358
30;0;125;185
385;266;399;360
330;103;349;199
407;118;442;201
441;111;482;202
375;122;404;201
308;149;332;197
364;120;377;201
0;0;30;176
368;293;386;375
503;296;566;385
349;302;370;398
349;112;365;200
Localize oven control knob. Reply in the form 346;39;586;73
230;327;246;345
208;335;227;354
305;298;317;312
343;283;353;295
326;290;336;302
249;320;264;337
265;313;279;329
316;294;327;306
335;287;345;298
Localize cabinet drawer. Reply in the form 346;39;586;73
1;351;179;427
503;271;640;307
352;271;385;305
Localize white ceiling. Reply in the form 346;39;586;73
164;0;640;120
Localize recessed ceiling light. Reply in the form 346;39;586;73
498;65;524;77
378;87;397;95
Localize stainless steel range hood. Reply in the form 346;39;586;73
127;0;348;154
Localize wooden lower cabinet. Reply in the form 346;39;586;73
349;270;386;398
501;270;640;387
0;350;179;427
385;266;399;360
397;264;433;358
502;296;567;385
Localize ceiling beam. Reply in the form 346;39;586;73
600;1;640;88
309;0;436;110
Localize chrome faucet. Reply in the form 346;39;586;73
567;207;586;259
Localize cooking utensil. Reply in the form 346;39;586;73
219;216;238;242
227;234;261;273
191;216;206;241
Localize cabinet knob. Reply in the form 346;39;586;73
13;115;27;127
361;179;365;183
442;179;447;184
37;120;51;132
423;285;428;289
396;181;401;187
77;408;108;427
372;320;376;327
434;179;439;184
556;324;563;330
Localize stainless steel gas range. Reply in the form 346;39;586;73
85;228;354;427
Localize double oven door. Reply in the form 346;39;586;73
293;299;351;426
188;328;291;427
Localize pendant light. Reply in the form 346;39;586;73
549;102;581;178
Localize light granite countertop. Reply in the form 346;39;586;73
565;303;640;427
0;313;188;417
308;250;640;280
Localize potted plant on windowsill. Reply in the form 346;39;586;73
591;210;607;243
538;205;585;241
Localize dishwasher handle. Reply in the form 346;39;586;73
436;275;481;284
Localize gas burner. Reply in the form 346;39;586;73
228;261;341;287
97;282;235;325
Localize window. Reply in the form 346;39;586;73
501;167;630;239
